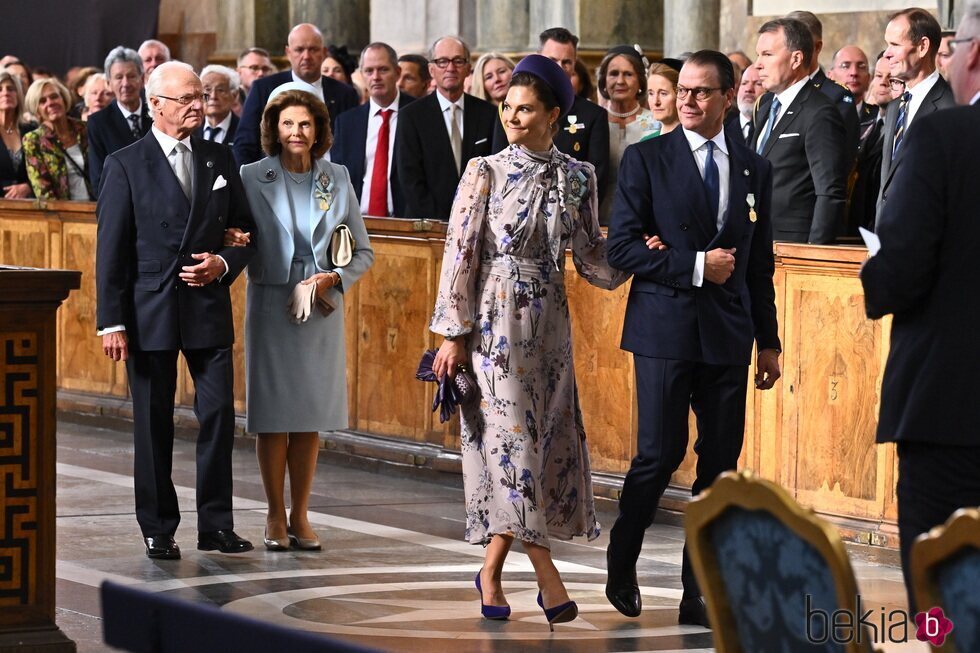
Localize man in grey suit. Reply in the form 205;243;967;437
753;18;847;244
876;7;955;221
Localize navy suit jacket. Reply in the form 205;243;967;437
96;133;255;351
234;70;360;165
608;128;780;366
861;104;980;445
811;70;860;167
193;113;240;147
87;99;152;192
330;92;416;217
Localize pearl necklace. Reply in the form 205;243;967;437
607;104;641;119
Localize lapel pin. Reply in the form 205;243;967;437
747;193;758;222
265;168;277;180
743;168;749;176
206;160;214;168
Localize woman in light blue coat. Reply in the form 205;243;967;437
225;83;373;551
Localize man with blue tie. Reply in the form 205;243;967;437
605;50;781;626
331;42;416;217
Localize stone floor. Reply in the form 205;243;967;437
52;418;928;652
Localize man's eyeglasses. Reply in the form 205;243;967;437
239;65;274;73
676;86;721;101
948;37;977;55
888;78;906;89
431;57;469;69
156;93;209;105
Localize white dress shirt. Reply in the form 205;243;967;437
117;100;144;130
359;92;403;215
204;112;233;144
682;127;730;288
905;69;940;128
772;76;809;128
739;112;752;142
435;90;465;142
291;71;324;101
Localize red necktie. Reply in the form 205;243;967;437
368;109;392;216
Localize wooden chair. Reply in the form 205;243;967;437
684;470;876;653
911;508;980;653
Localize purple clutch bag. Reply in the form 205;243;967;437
416;349;478;423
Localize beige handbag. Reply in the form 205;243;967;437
330;224;355;267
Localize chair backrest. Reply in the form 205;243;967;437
685;470;873;653
911;508;980;653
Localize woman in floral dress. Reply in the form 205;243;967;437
430;56;632;627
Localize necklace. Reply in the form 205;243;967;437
284;168;312;184
607;104;641;119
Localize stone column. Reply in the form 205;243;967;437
663;0;719;57
477;0;529;53
578;0;663;53
371;0;477;58
291;0;370;49
216;0;289;56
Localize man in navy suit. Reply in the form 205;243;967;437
234;23;359;165
861;2;980;609
87;46;152;192
193;65;240;147
876;7;955;221
605;50;781;626
395;36;497;220
331;42;415;217
96;62;256;560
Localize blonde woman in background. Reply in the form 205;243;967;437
80;73;114;121
470;52;515;105
642;61;680;140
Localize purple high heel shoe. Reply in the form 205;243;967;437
537;591;578;631
475;570;511;620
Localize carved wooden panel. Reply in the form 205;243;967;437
229;275;247;413
0;332;38;609
0;218;48;269
781;274;885;519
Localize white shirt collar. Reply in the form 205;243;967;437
369;91;402;115
971;91;980;106
117;100;143;120
436;90;464;113
291;71;324;95
739;112;751;128
907;69;940;99
774;76;810;112
151;125;193;155
207;112;233;132
682;126;728;156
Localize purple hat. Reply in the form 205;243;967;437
512;54;575;116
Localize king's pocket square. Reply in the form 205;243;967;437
212;175;227;191
778;133;800;139
474;138;488;145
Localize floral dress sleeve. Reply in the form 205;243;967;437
23;129;56;200
430;158;492;338
569;162;630;290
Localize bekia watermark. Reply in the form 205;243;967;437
805;595;954;646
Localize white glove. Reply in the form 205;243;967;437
287;281;317;323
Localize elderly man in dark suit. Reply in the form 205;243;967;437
96;61;256;560
605;50;781;626
331;42;415;217
194;65;240;147
753;18;847;244
234;23;359;165
87;46;152;192
860;1;980;608
395;36;496;221
876;7;955;220
490;28;611;203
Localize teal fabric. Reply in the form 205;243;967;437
710;508;851;652
937;547;980;652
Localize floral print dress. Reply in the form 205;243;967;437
430;144;629;548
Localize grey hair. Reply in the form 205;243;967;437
961;0;980;34
359;42;399;70
200;64;240;92
429;35;471;62
145;60;196;117
103;46;143;79
139;39;171;60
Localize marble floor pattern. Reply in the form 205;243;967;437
52;419;928;653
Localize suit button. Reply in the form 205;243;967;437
217;215;224;223
680;223;689;231
161;221;168;228
178;250;184;257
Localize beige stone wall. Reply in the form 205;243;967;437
158;0;218;71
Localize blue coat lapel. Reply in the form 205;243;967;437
256;156;294;239
309;160;350;271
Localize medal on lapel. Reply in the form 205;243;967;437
747;193;757;222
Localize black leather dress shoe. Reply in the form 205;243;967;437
678;596;711;628
197;529;254;554
144;535;180;560
605;550;642;618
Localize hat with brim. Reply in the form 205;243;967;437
266;80;320;106
512;54;575;116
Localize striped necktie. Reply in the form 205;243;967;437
892;91;912;158
756;97;781;154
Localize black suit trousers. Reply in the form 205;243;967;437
127;346;236;536
896;441;980;612
609;355;748;596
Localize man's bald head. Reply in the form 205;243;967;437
830;45;871;103
285;23;325;83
